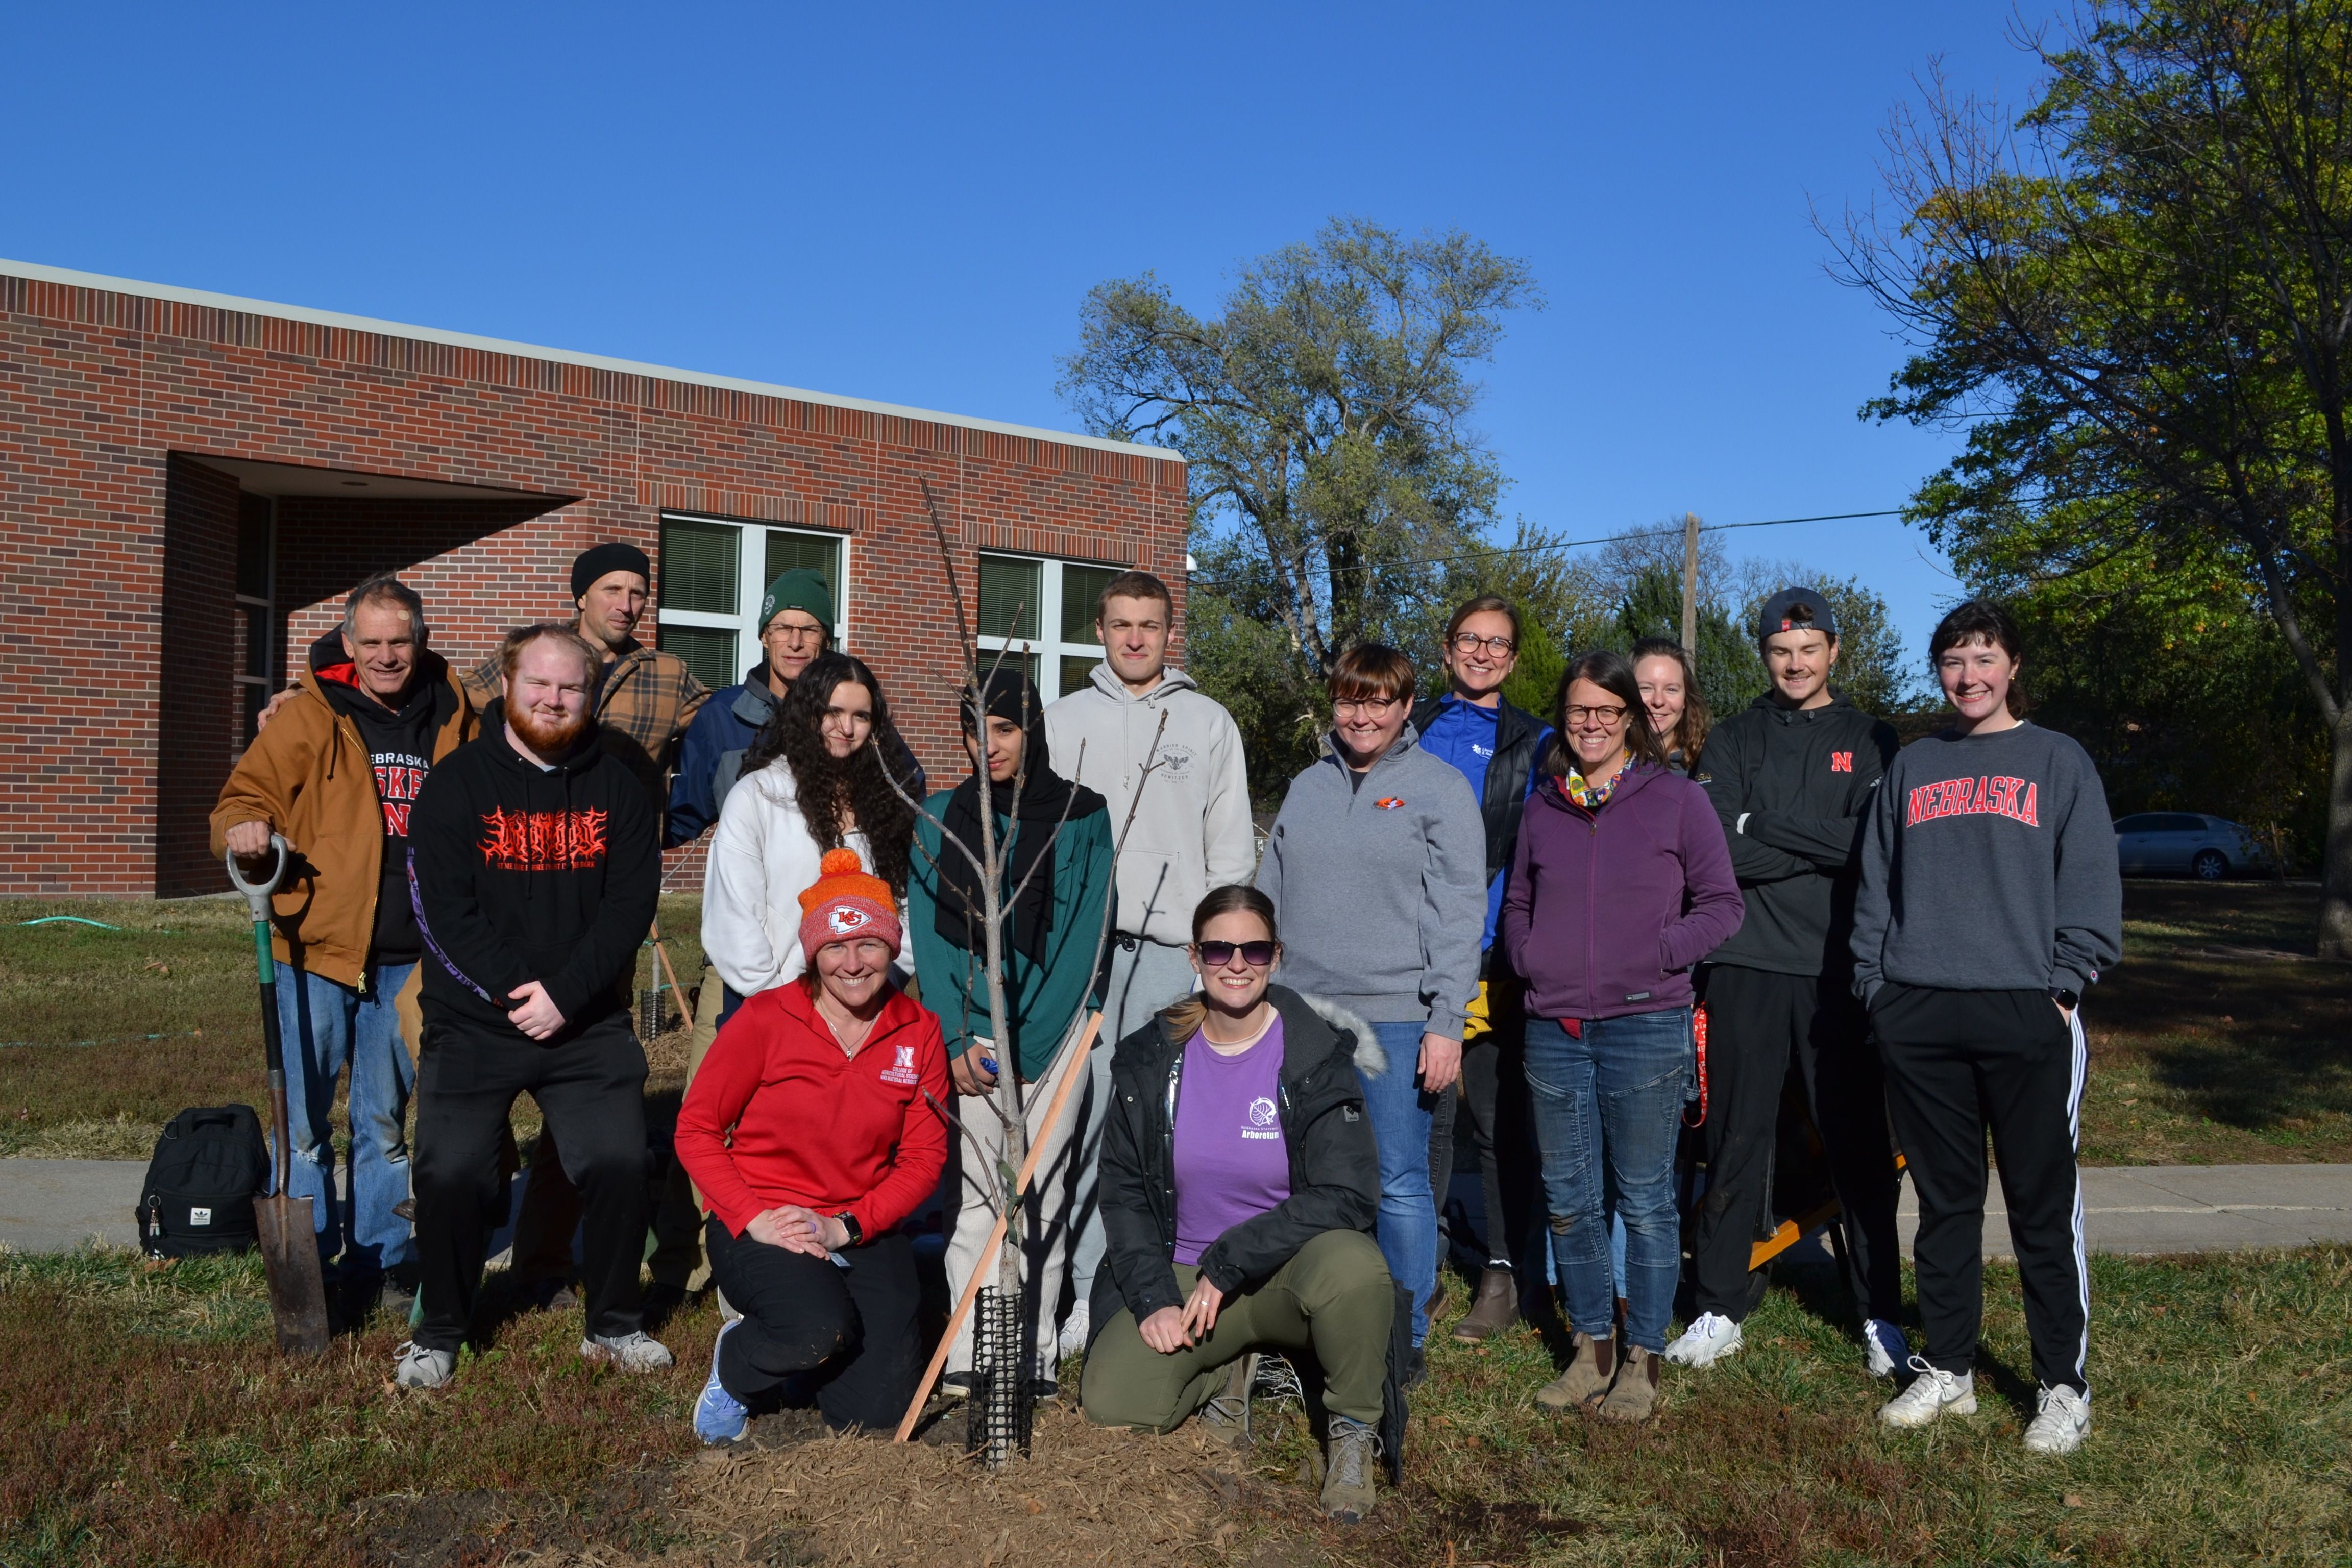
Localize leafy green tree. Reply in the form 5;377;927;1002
1060;217;1541;696
1832;0;2352;950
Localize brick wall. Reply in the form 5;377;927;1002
0;266;1188;896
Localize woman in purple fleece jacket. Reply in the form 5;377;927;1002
1500;649;1743;1423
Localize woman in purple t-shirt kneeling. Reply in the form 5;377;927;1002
1081;886;1395;1525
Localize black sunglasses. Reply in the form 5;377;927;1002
1196;940;1277;968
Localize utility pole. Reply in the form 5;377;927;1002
1680;511;1701;652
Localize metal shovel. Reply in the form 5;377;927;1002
226;835;331;1356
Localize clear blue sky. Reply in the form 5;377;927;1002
3;2;2063;659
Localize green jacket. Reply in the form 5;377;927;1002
909;793;1116;1079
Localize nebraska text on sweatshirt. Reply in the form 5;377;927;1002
1848;721;2121;1003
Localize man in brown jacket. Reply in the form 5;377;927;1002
212;575;477;1305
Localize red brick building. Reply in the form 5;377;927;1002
1;260;1187;897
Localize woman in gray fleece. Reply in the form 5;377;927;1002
1254;644;1486;1358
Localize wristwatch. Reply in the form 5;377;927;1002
832;1211;864;1248
2050;986;2080;1010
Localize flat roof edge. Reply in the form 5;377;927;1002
0;258;1179;463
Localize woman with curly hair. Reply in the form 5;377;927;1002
702;652;919;1022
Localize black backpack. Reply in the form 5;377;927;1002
136;1105;270;1258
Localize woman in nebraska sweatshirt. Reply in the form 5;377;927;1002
1500;649;1744;1423
677;851;949;1441
1850;599;2121;1456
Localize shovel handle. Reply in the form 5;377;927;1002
225;835;291;923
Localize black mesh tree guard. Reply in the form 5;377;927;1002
967;1285;1034;1465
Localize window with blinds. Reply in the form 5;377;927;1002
654;513;847;696
975;552;1113;702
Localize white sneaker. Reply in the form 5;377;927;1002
1664;1311;1744;1368
2022;1385;2091;1454
1863;1318;1910;1378
1877;1356;1977;1428
1057;1301;1091;1359
581;1331;675;1372
394;1341;455;1389
715;1286;742;1325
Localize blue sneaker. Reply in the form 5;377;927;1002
694;1320;749;1445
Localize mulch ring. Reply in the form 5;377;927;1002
629;1400;1576;1567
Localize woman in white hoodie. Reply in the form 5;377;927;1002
702;653;919;1020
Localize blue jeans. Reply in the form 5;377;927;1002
1358;1021;1441;1346
273;960;418;1275
1523;1011;1690;1352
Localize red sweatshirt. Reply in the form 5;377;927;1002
676;981;950;1239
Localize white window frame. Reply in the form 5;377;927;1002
655;510;850;682
974;552;1112;702
233;495;275;755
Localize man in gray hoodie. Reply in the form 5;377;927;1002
1043;569;1259;1354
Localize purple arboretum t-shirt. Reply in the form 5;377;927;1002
1172;1018;1293;1266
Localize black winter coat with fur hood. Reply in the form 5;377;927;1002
1090;984;1385;1344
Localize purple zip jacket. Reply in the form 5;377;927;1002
1501;761;1745;1022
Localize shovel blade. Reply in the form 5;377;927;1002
253;1192;331;1357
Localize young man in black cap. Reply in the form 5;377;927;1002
1670;587;1908;1377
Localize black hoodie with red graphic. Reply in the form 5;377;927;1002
408;717;661;1040
305;629;461;965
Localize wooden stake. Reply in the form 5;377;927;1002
893;1008;1105;1442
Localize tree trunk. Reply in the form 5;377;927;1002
2323;708;2352;959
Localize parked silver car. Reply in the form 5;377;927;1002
2112;813;2271;879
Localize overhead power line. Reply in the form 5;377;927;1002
1185;507;1910;585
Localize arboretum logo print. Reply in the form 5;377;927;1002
477;807;610;870
1905;775;2040;829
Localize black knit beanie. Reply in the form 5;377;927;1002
571;542;652;600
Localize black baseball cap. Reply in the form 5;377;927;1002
1757;587;1839;644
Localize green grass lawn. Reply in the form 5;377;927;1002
2;1243;2343;1567
0;895;708;1159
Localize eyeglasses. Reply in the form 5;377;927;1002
765;621;828;646
1332;696;1401;716
1450;632;1517;656
1196;940;1277;968
1563;704;1630;726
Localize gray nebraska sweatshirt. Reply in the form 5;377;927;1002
1849;720;2122;1003
1254;727;1487;1039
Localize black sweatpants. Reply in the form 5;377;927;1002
1872;983;2090;1394
412;1011;650;1352
1427;1028;1547;1289
705;1218;921;1432
1689;964;1903;1325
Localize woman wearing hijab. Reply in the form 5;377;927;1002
908;668;1117;1399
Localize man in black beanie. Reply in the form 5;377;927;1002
459;541;710;807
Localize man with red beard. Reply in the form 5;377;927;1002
396;624;669;1389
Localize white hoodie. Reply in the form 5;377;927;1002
701;760;901;996
1042;662;1257;948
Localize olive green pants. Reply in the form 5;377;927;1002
1080;1229;1393;1429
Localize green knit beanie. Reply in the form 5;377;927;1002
759;568;832;630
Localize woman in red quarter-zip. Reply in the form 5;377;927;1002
1499;649;1743;1423
675;849;950;1442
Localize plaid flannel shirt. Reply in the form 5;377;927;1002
464;636;710;808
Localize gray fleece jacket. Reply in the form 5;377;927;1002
1254;727;1486;1039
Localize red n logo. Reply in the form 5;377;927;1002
1830;752;1853;773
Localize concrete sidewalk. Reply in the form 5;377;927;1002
1896;1162;2352;1258
7;1157;2350;1259
0;1158;524;1258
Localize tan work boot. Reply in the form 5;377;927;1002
1598;1342;1661;1424
1452;1266;1519;1342
1534;1331;1615;1410
1197;1353;1256;1449
1320;1415;1381;1523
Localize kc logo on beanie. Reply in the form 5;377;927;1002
798;848;902;959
